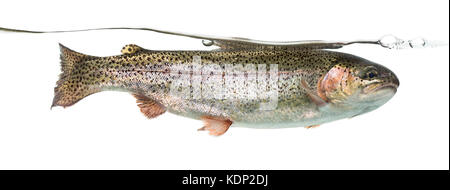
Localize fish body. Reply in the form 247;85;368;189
53;44;399;135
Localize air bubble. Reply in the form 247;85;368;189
379;35;405;49
378;35;448;49
409;38;426;48
202;39;214;46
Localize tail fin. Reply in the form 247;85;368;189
51;44;99;108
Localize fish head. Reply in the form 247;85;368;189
317;55;399;114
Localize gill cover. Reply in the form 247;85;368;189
317;65;358;103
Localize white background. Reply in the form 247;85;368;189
0;0;448;169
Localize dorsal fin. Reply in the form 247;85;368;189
132;93;166;119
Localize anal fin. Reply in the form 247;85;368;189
198;116;232;136
132;93;166;119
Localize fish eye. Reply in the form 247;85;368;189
360;67;378;79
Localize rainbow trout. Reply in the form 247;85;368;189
52;43;399;136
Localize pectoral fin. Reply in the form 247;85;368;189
300;79;328;107
306;125;321;129
198;116;232;136
132;93;166;119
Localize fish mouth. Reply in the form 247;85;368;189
364;83;399;94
